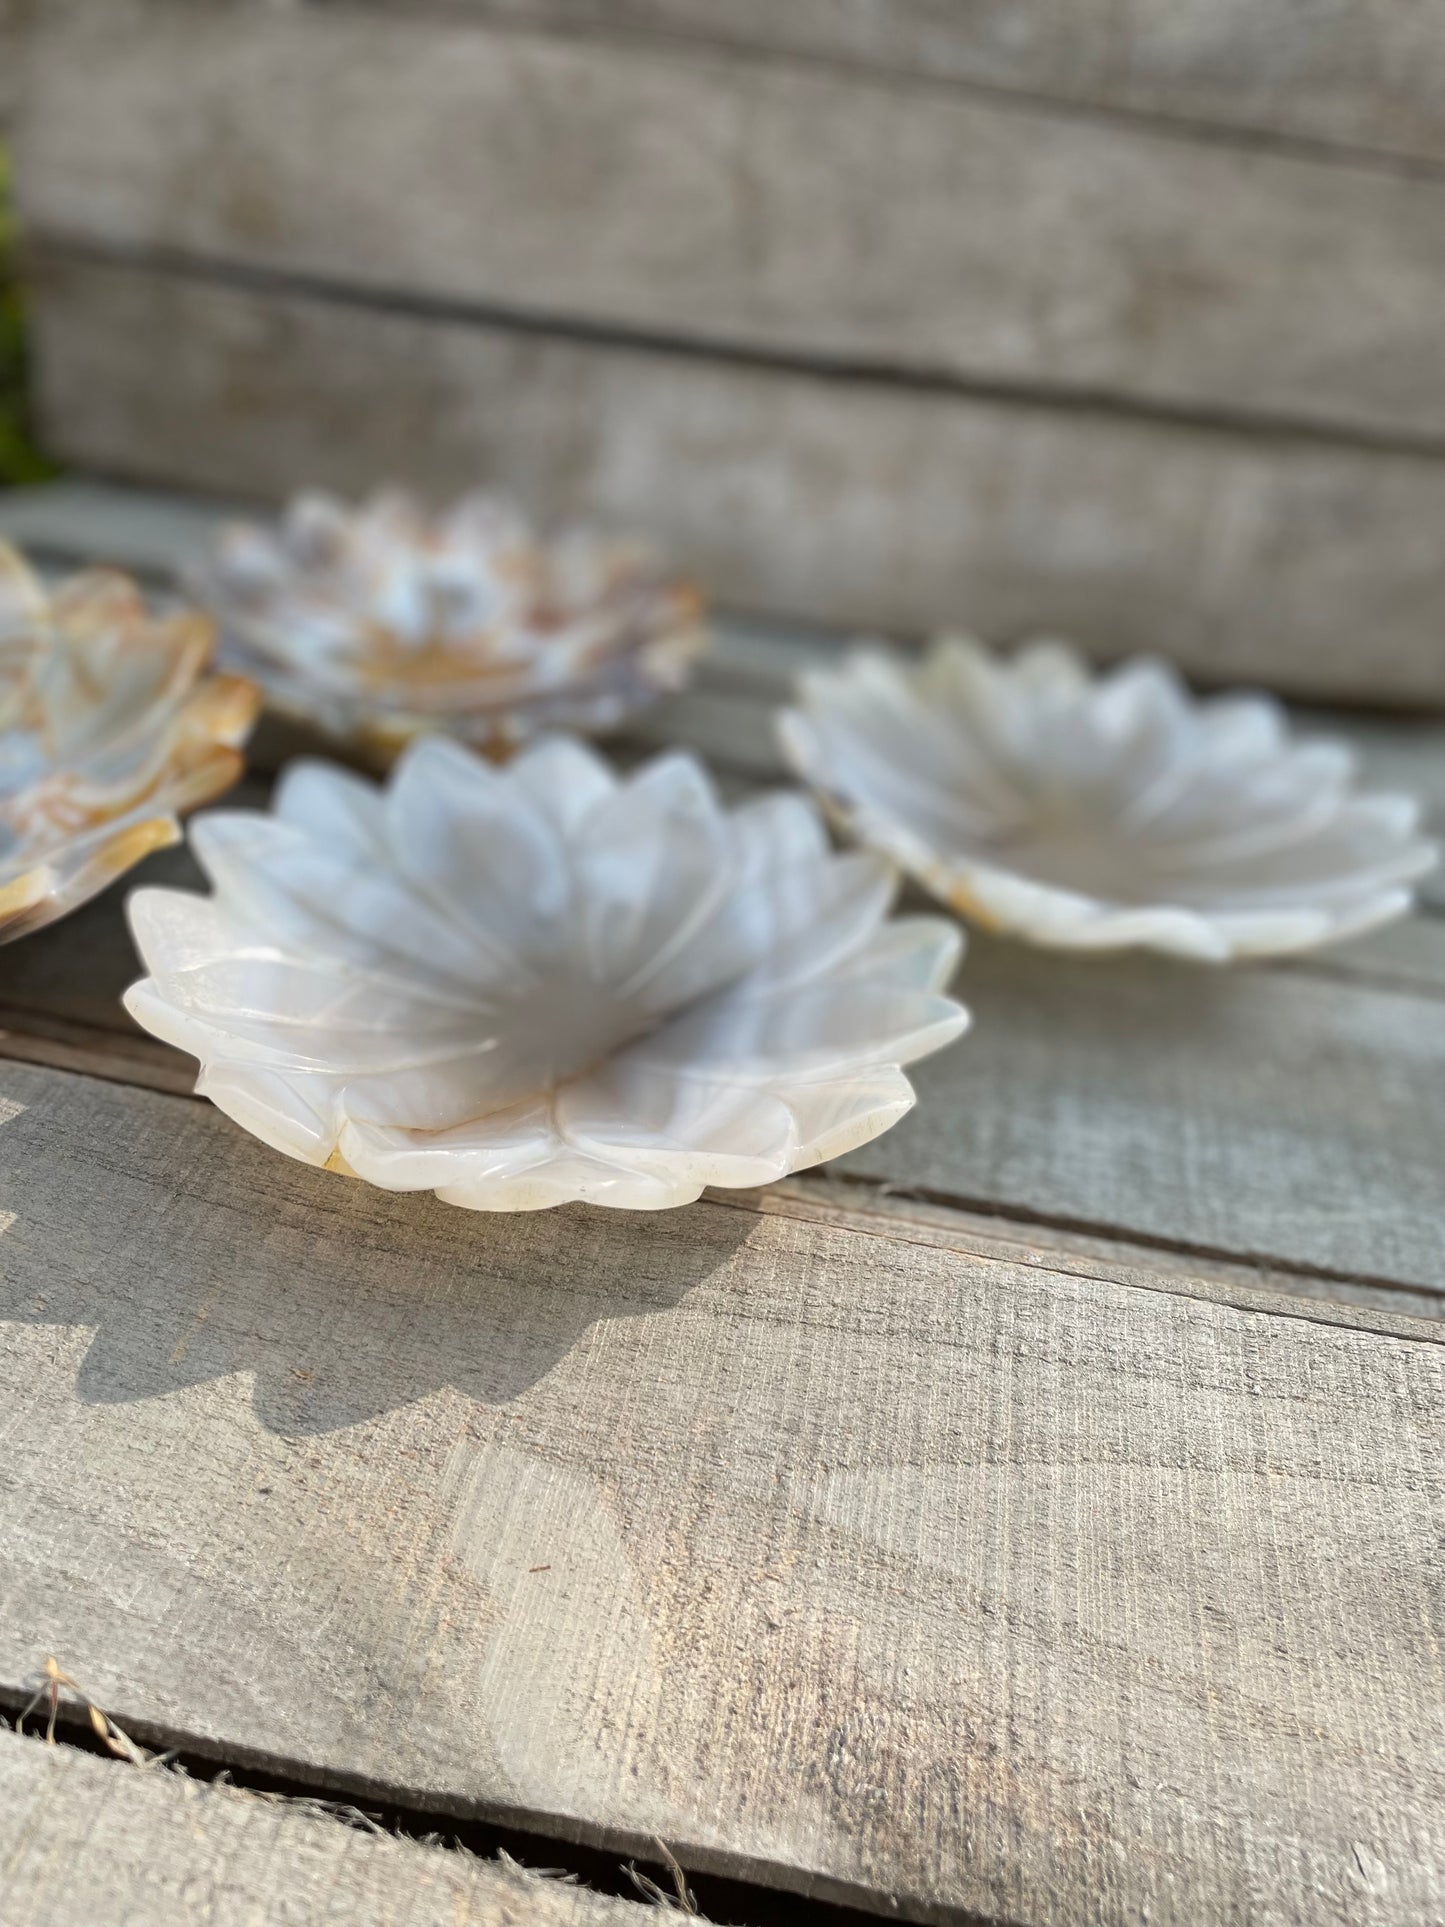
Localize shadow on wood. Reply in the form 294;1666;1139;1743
0;1068;755;1430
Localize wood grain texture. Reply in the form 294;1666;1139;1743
840;927;1445;1293
0;1731;642;1926
0;1003;194;1096
1278;913;1445;998
17;6;1445;444
26;258;1445;706
6;940;1439;1324
0;1060;1442;1925
767;1179;1445;1330
410;0;1445;167
6;849;1445;1307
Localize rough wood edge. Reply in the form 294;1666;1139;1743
0;1726;659;1926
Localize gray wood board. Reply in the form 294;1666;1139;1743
0;1730;645;1926
838;930;1445;1296
16;5;1445;445
1272;913;1445;998
769;1179;1445;1329
0;1060;1442;1925
396;0;1445;168
24;259;1445;706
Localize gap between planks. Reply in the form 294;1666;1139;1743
5;987;1444;1322
747;1181;1445;1339
26;235;1445;468
0;1723;716;1927
19;5;1445;451
0;1714;927;1927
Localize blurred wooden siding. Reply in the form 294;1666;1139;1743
12;0;1445;701
0;0;25;129
412;0;1445;164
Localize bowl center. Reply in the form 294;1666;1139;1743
491;967;670;1101
987;809;1163;906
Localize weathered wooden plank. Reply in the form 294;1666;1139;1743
839;927;1445;1292
0;1060;1441;1925
17;7;1445;444
408;0;1445;168
4;906;1440;1320
2;965;1439;1326
0;1731;642;1927
3;912;1440;1327
0;476;241;579
1280;913;1445;998
0;1004;193;1096
1304;712;1445;911
768;1179;1445;1329
26;259;1445;706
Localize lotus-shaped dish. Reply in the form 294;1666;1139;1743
780;638;1438;960
123;735;968;1210
193;490;706;762
0;544;259;944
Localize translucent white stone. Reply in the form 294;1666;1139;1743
124;735;969;1210
192;490;706;762
0;544;258;944
780;637;1439;961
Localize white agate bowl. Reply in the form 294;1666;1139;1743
0;544;259;944
193;490;706;763
123;735;968;1211
780;638;1439;961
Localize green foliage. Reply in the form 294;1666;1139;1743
0;143;54;486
